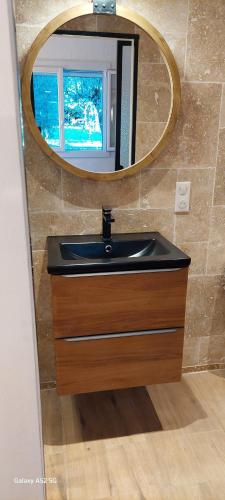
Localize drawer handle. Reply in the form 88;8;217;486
63;268;182;278
63;328;178;342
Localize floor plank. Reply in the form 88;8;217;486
41;390;67;500
41;370;225;499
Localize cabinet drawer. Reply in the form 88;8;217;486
55;328;184;395
52;268;188;338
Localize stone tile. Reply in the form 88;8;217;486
140;168;177;209
178;168;214;210
186;0;225;82
15;0;76;25
138;62;170;85
32;251;52;322
15;24;42;71
153;83;221;168
96;14;135;34
163;32;186;80
199;336;225;365
60;14;97;31
217;129;225;168
175;168;214;243
62;170;140;210
185;276;217;337
211;278;225;336
26;164;62;213
135;122;166;162
220;86;225;128
29;210;102;251
36;319;53;340
24;129;62;212
188;0;225;22
182;336;200;367
114;209;174;241
178;242;207;275
207;207;225;275
214;129;225;206
208;206;225;247
135;27;161;63
185;276;225;337
175;209;210;244
37;322;55;384
137;63;171;122
121;0;189;35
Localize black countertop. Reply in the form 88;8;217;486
47;232;191;275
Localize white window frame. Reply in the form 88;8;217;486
33;62;115;158
32;66;63;151
107;70;116;151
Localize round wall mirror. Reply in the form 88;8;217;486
22;5;181;181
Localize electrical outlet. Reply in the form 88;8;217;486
175;181;191;213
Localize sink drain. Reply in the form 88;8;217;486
105;244;113;254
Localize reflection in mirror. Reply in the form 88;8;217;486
31;15;171;173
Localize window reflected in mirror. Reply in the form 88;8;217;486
25;14;174;175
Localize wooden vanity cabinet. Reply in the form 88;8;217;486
51;268;189;395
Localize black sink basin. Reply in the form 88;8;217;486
60;238;169;260
47;232;191;275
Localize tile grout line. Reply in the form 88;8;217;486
188;273;222;279
172;168;178;244
138;171;141;210
196;331;202;368
205;83;223;274
137;121;167;124
183;80;225;85
29;207;176;215
60;167;63;211
15;23;43;28
183;0;190;81
145;166;216;170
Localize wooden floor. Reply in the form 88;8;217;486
41;370;225;499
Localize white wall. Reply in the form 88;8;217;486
37;34;117;67
67;153;116;172
0;2;44;499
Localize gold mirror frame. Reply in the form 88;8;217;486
22;3;181;181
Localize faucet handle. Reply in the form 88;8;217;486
102;206;114;219
102;206;115;223
102;206;112;214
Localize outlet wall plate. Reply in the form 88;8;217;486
175;181;191;213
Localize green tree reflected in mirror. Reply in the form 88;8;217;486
63;71;103;151
33;72;60;148
32;70;104;152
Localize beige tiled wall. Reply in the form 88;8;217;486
15;0;225;384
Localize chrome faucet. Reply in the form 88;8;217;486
102;207;115;242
